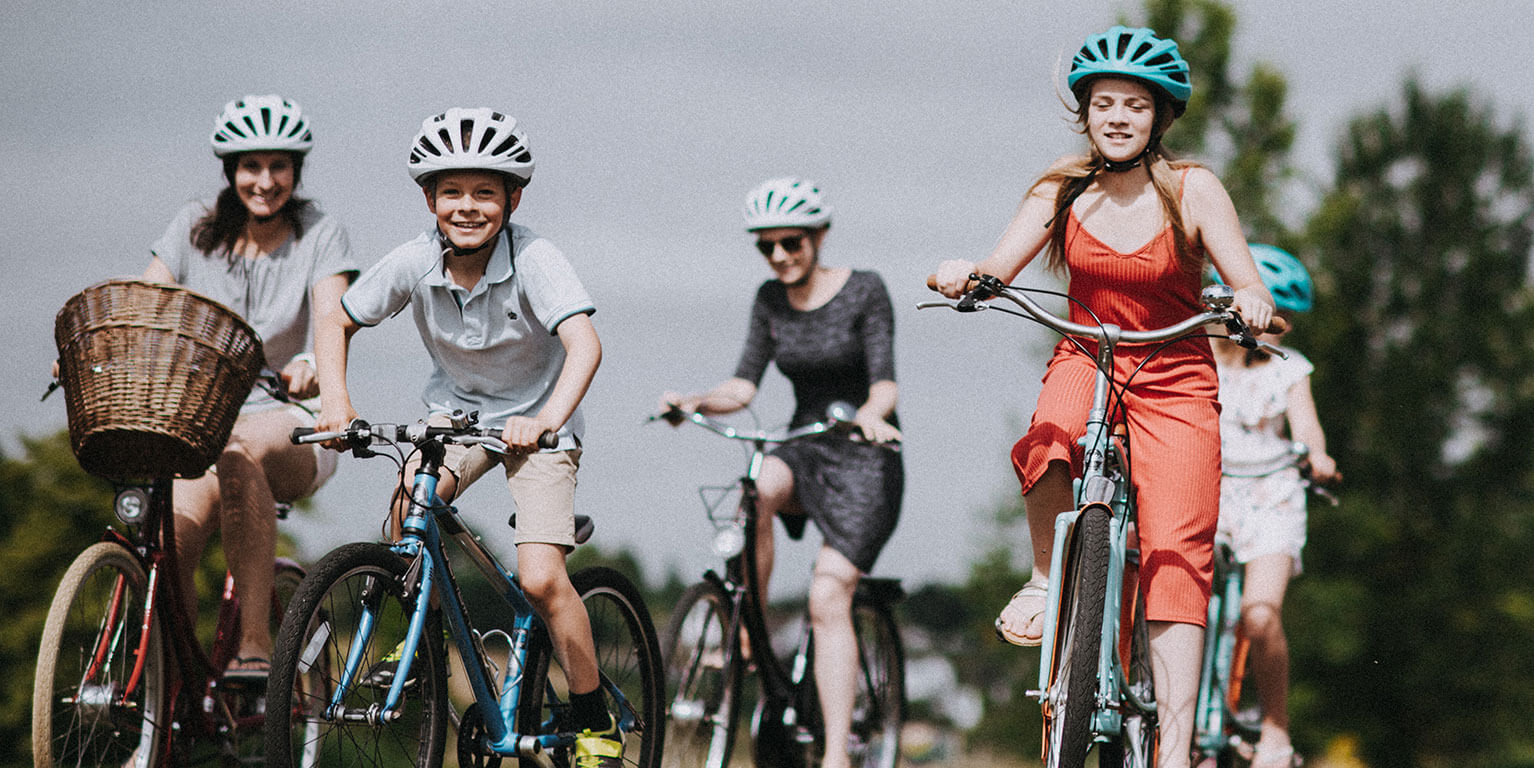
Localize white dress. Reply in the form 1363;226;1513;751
1216;349;1313;573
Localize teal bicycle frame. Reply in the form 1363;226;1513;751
922;276;1265;767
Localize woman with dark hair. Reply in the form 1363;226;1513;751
144;94;358;678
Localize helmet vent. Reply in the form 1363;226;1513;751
1133;42;1153;60
259;107;272;133
416;138;442;158
459;119;476;151
222;120;246;139
437;128;454;151
1115;35;1131;58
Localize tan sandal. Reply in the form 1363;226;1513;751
994;579;1049;646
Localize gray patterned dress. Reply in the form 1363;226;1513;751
734;269;904;573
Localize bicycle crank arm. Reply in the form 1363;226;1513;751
515;735;557;768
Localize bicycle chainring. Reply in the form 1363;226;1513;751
457;703;504;768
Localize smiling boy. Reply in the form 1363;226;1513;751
312;108;620;765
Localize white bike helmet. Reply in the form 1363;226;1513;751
407;108;535;186
743;177;832;231
210;95;314;157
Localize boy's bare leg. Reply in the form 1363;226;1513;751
518;541;600;693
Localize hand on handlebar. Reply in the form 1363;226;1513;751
657;392;698;427
1304;450;1342;486
1231;284;1279;335
931;260;980;298
852;412;903;445
501;415;559;453
315;405;359;451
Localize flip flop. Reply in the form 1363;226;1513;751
223;656;271;681
995;579;1049;647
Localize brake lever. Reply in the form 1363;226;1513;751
955;274;1003;312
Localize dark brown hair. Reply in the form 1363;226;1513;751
191;152;308;258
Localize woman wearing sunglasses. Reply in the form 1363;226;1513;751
661;177;904;768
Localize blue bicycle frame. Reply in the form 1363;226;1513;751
320;438;636;758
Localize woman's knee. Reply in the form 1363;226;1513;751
757;458;795;511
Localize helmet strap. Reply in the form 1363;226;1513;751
437;228;500;259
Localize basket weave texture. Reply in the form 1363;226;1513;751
54;280;265;480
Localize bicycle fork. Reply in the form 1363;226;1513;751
1035;502;1149;739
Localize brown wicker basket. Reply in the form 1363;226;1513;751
53;279;265;480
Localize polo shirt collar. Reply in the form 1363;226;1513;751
424;229;515;290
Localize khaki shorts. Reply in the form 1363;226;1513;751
410;416;582;548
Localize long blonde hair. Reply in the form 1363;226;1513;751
1034;92;1202;276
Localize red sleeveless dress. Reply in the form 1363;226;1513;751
1010;202;1221;626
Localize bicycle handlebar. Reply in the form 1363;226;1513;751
291;414;559;453
650;401;898;448
921;274;1288;348
1223;441;1341;506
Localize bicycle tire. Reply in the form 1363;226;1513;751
1044;505;1111;768
33;542;165;768
264;542;448;768
1099;592;1156;768
849;597;904;768
518;565;665;768
661;580;743;768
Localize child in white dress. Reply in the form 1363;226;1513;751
1213;244;1339;768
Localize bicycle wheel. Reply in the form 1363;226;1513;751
264;542;448;768
33;541;165;768
1099;594;1156;768
661;580;742;768
849;598;904;768
519;566;665;768
1043;505;1111;768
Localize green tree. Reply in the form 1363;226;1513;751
1295;79;1534;767
1137;0;1299;243
0;431;117;768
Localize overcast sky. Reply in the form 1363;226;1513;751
5;1;1531;594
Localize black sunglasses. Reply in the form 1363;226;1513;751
755;235;806;257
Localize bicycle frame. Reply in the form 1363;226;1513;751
323;436;639;758
679;411;831;703
59;477;288;764
1033;326;1156;740
1193;539;1249;758
921;277;1259;762
662;407;905;768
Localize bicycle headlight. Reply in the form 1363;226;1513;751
712;523;745;558
114;487;150;525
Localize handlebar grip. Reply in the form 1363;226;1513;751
538;431;559;450
291;426;316;444
926;274;940;291
1264;315;1290;334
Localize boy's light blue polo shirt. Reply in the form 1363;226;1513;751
341;223;594;447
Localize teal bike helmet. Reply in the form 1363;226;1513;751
1068;26;1191;116
1251;244;1314;312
